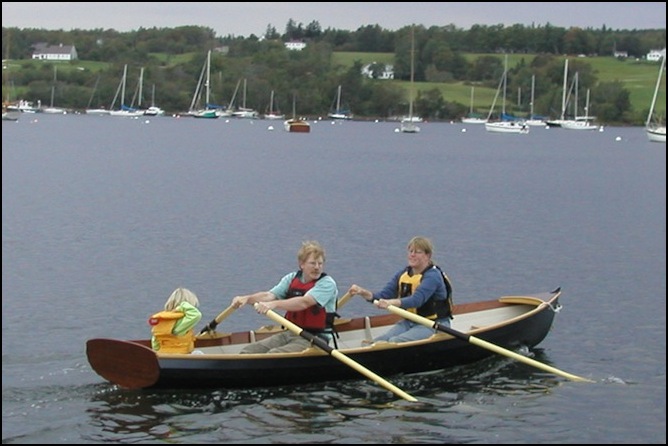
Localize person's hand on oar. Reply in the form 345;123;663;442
258;304;418;402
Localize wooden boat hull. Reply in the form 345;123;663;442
284;119;310;133
87;289;561;390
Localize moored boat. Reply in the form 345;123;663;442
645;55;666;143
284;117;311;133
87;288;584;391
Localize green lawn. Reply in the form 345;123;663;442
335;51;666;117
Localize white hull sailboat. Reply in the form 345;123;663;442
561;73;598;131
42;66;67;114
263;90;284;120
109;65;144;117
461;86;487;124
524;74;546;126
232;78;258;119
485;55;529;134
328;85;353;120
645;55;666;143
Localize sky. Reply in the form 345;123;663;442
2;2;666;37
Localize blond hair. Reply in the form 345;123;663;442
297;240;326;263
164;287;200;311
407;236;434;257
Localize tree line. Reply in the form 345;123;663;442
2;22;665;124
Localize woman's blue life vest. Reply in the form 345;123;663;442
398;264;454;320
284;271;338;334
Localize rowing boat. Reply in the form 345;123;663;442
87;288;571;391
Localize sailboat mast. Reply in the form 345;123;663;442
501;55;508;115
50;66;57;107
121;64;127;107
138;67;144;108
336;85;342;112
205;50;211;106
646;56;665;127
573;72;579;118
530;74;535;118
408;28;415;119
560;59;569;120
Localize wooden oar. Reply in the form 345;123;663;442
336;291;353;308
383;303;595;383
197;304;236;337
86;338;160;389
257;303;418;402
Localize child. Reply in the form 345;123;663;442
149;287;202;353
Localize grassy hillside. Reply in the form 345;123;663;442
334;52;666;118
6;51;665;120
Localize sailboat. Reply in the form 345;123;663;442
232;78;258;118
561;72;598;130
2;34;20;121
525;74;546;126
284;94;310;133
485;55;529;134
144;84;165;116
461;86;487;124
400;27;420;133
84;75;109;115
645;55;666;143
546;59;570;128
109;64;144;117
328;85;353;120
42;65;67;114
263;90;284;120
188;50;218;118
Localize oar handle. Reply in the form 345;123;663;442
336;291;353;308
259;304;418;402
197;305;236;337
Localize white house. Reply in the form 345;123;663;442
361;62;395;80
646;48;666;62
32;43;78;61
284;41;306;51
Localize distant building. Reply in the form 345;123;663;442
361;62;394;80
646;49;666;62
284;41;306;51
613;50;628;59
32;43;78;61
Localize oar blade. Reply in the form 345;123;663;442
86;338;159;389
385;304;593;383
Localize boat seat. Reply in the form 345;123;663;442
361;316;374;346
255;324;285;333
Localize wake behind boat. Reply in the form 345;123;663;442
86;288;583;391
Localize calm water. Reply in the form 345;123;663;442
2;115;665;444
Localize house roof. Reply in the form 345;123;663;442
32;43;76;55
